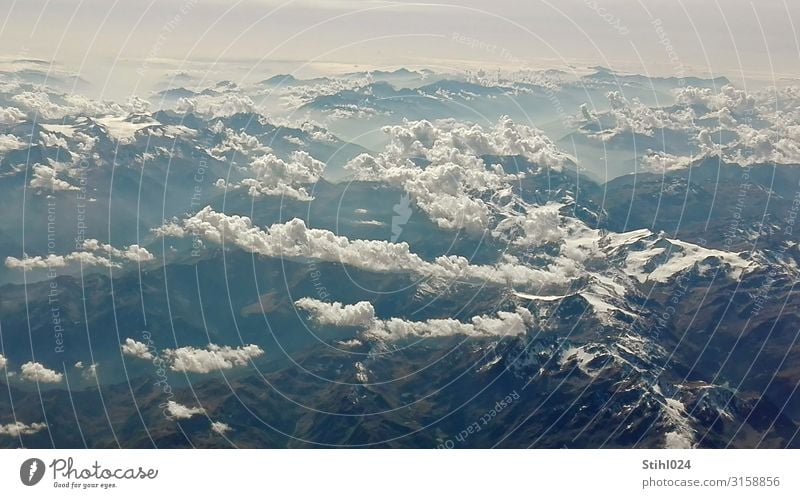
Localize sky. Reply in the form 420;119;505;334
0;0;798;97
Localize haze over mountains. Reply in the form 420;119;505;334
1;62;799;448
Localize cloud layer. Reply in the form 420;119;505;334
5;239;154;271
153;206;575;290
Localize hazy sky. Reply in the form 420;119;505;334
1;0;798;96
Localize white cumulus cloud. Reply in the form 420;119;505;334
0;134;27;153
218;151;325;201
6;240;154;271
20;361;63;383
163;343;265;374
211;421;232;435
0;421;48;437
343;116;572;233
295;299;376;328
297;298;534;341
152;206;575;290
121;338;155;361
29;163;78;192
0;106;26;125
165;401;205;420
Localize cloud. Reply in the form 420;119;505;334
81;239;155;263
11;91;125;120
153;206;431;271
4;252;112;270
354;361;369;383
0;354;6;370
355;219;385;226
345;150;499;233
163;343;265;374
20;362;63;383
299;121;336;142
39;131;70;149
208;128;271;160
675;85;756;115
639;150;695;172
373;308;535;341
676;86;800;165
121;338;155;361
343;116;572;233
727;124;800;165
74;361;99;380
175;97;196;114
174;93;256;118
594;91;672;138
0;134;27;153
127;96;151;114
29;163;79;192
165;400;205;420
573;84;800;169
492;202;564;247
5;240;154;271
11;91;64;119
277;75;373;110
675;85;757;134
296;298;534;341
328;104;387;120
295;299;376;327
0;421;48;437
217;151;325;201
378;116;570;168
211;421;232;435
152;206;575;290
0;106;26;125
64;94;126;117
